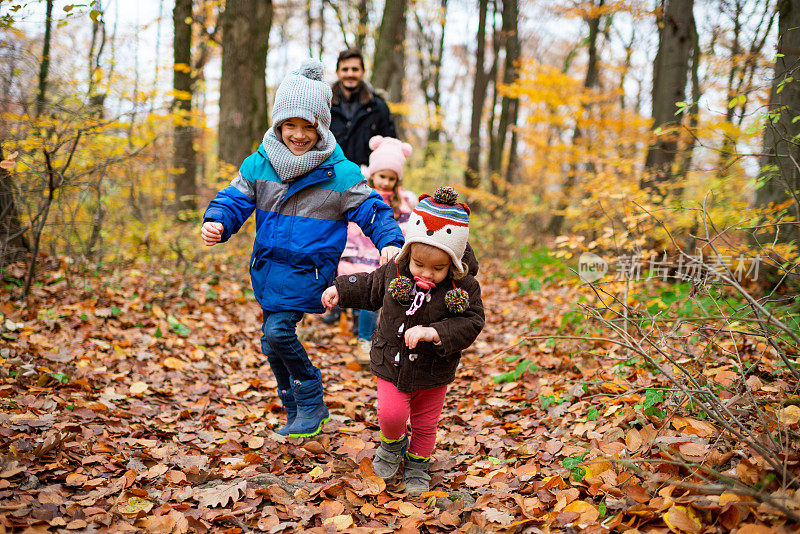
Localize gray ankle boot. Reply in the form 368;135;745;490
372;435;408;479
403;454;432;496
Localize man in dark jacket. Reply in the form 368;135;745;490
324;48;399;325
330;48;397;167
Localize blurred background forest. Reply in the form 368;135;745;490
1;0;797;281
3;1;800;525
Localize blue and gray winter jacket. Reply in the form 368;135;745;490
203;144;404;313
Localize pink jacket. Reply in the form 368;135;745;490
338;188;417;276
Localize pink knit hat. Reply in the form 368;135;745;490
367;136;412;180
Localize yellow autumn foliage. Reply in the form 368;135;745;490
476;55;776;260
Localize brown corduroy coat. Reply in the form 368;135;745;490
334;249;484;392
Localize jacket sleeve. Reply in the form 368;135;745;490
334;261;392;311
203;171;256;243
430;276;485;356
343;182;404;250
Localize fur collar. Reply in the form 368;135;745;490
331;81;374;106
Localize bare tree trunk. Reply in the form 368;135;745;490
642;0;695;189
22;136;78;299
0;145;29;267
717;0;744;169
757;0;800;241
356;0;369;51
35;0;54;119
488;0;519;192
372;0;407;92
720;0;776;164
503;0;521;185
676;21;701;180
549;0;605;235
87;0;107;116
389;4;406;139
23;150;56;298
318;1;324;58
85;171;106;259
306;0;314;57
173;0;197;214
218;0;272;169
619;26;634;110
465;0;490;189
735;3;776;127
486;0;501;196
414;0;448;154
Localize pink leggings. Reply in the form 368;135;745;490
376;377;447;458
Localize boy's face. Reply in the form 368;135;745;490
371;170;398;192
336;58;365;92
409;243;450;285
281;118;319;156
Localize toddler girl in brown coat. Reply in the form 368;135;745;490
321;187;485;496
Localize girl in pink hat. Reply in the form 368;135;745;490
338;136;417;366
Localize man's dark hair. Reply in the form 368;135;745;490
336;48;364;70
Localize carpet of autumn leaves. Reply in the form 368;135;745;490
1;253;799;533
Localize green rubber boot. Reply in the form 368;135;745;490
285;377;329;439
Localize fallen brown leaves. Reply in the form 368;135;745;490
0;256;798;532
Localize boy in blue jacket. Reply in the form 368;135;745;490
201;59;404;438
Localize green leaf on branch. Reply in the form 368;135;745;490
562;449;590;481
493;359;538;383
167;314;190;337
540;394;557;409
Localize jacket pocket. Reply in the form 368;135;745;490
371;337;397;374
249;251;271;305
312;254;337;286
427;352;459;382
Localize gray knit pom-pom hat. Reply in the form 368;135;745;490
271;58;333;145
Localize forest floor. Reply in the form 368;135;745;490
0;252;798;533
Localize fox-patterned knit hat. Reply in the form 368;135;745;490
367;136;412;180
271;58;333;144
397;186;470;277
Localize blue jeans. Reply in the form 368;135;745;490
357;309;378;341
260;310;319;391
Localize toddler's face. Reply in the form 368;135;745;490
281;118;319;156
371;170;398;192
409;243;450;285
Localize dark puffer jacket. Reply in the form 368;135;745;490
330;82;397;167
334;247;484;391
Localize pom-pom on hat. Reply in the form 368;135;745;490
271;58;333;145
397;186;471;277
367;136;413;180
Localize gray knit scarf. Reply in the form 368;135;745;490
262;128;336;182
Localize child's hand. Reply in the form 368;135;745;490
380;246;401;265
201;222;224;246
321;286;339;310
404;326;440;350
